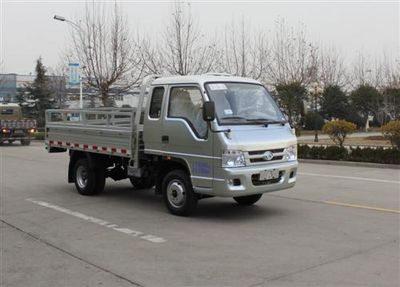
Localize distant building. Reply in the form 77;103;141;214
0;73;35;102
0;72;142;108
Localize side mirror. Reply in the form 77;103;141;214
203;101;215;122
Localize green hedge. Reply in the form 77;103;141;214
298;144;400;164
34;131;45;140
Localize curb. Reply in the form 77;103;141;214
299;159;400;169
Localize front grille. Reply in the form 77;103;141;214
247;148;285;164
250;156;283;163
248;148;284;156
251;171;284;186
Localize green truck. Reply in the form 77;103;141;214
0;103;37;145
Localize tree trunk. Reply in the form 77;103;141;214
101;88;111;107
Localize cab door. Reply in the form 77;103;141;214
162;85;214;190
143;86;166;151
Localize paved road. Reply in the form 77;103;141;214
1;142;399;287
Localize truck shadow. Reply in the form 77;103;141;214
0;142;19;147
101;183;286;221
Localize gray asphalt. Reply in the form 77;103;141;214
1;142;399;287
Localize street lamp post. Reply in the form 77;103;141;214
53;15;83;109
309;82;323;142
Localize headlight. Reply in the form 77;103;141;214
284;145;297;161
222;150;246;167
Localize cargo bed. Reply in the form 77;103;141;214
45;108;141;158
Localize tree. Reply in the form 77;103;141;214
71;2;143;106
322;120;357;147
139;2;218;76
350;85;383;129
382;87;400;120
47;64;68;109
266;19;315;86
320;85;349;119
219;20;269;80
351;53;377;88
318;46;348;87
304;111;324;130
22;57;53;127
275;82;307;125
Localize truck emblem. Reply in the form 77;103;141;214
263;151;274;161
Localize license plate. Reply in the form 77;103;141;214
259;169;280;181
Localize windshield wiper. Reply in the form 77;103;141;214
246;118;287;126
220;116;247;120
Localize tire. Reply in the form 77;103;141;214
21;139;30;145
233;194;262;206
74;158;105;195
129;177;155;189
162;170;197;216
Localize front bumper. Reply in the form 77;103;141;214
0;134;31;141
201;161;298;197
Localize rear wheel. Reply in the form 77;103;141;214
162;170;197;216
74;158;105;195
233;194;262;206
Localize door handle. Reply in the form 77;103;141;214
162;135;169;143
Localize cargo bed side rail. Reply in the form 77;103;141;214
45;108;135;157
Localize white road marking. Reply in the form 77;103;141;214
26;198;166;244
298;172;400;184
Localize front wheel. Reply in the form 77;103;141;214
233;194;262;206
74;158;105;195
162;170;198;216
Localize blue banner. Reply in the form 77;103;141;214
68;63;80;86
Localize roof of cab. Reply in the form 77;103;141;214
151;74;261;86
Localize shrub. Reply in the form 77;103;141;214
298;144;310;158
34;131;45;140
324;146;347;160
322;120;357;147
309;146;324;159
298;144;400;164
381;120;400;149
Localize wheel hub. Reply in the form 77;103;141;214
167;180;186;208
76;165;88;189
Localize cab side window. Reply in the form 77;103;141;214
168;86;207;138
149;87;164;118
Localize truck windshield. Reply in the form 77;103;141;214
205;82;285;125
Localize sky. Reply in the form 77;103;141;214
0;0;399;75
